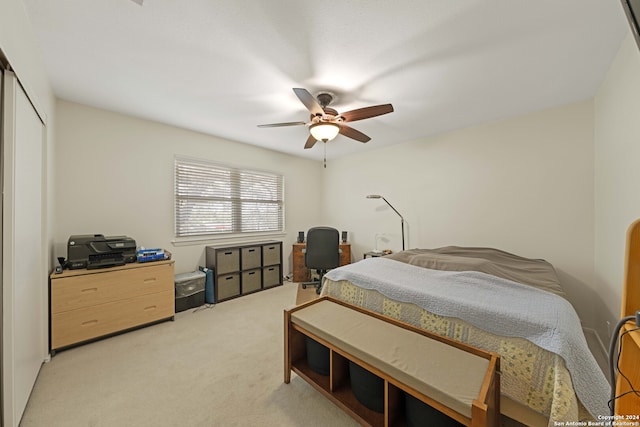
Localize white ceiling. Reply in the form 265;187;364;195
23;0;629;161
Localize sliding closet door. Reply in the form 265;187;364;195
0;66;3;426
2;70;47;427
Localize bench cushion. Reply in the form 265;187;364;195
291;300;490;418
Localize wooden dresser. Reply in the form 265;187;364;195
50;260;175;353
292;243;351;282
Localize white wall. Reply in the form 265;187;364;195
0;1;56;249
594;33;640;342
322;101;597;326
0;0;54;121
0;1;56;425
0;0;56;286
1;0;56;266
54;100;324;276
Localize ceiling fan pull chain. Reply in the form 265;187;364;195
324;142;327;168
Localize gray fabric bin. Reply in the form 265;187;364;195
263;265;281;288
217;273;241;300
262;243;281;266
242;269;262;293
241;246;261;270
216;248;239;274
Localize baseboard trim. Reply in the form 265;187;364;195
582;326;611;384
583;326;609;358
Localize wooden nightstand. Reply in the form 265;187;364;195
292;243;351;282
364;251;386;259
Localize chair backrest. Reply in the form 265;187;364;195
305;227;340;270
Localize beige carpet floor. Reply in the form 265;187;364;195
21;282;356;427
21;281;528;426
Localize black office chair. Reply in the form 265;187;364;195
301;227;341;294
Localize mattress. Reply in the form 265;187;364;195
320;247;608;427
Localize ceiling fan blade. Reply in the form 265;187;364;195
304;134;318;149
293;88;324;116
257;121;306;128
339;125;371;143
340;104;394;122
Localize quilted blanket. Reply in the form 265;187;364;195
322;257;609;425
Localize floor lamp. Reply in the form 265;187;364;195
366;195;405;251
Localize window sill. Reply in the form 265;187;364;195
171;231;287;247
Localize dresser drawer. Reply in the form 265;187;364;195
51;289;174;349
51;263;174;314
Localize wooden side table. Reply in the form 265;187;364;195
292;243;351;282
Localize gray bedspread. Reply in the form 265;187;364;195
324;257;609;419
386;247;565;296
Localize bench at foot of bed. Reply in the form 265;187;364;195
284;296;500;427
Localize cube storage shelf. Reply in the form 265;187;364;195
205;241;282;302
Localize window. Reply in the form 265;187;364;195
174;157;284;237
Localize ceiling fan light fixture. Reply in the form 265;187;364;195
309;122;340;142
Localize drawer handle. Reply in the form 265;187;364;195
81;287;98;293
267;246;275;250
248;249;255;252
144;305;157;311
248;271;255;275
81;320;98;326
225;276;233;281
143;277;157;283
224;251;232;255
268;268;275;272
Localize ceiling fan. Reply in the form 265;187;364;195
258;88;394;150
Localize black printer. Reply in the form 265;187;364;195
67;234;137;270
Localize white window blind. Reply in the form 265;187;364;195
174;158;284;237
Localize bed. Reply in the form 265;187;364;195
320;246;609;427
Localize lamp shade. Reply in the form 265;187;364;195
309;123;340;142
